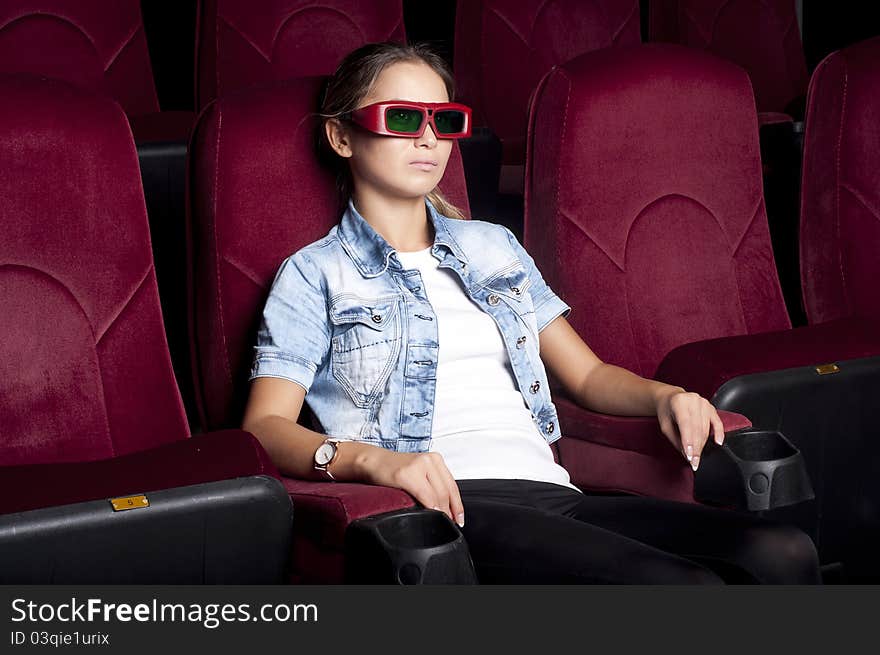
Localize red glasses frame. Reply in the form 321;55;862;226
345;101;472;139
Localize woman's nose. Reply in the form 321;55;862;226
416;123;438;147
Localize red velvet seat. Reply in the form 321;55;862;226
0;0;192;141
187;77;470;584
800;36;880;326
648;2;811;328
0;1;157;114
195;0;406;110
526;43;880;575
648;0;809;120
0;2;201;424
0;73;291;583
454;0;641;193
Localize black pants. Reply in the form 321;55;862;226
456;479;822;584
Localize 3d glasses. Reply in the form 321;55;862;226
345;101;472;139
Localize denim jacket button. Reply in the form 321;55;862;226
529;380;540;393
487;294;500;306
516;336;527;349
545;421;555;434
371;314;382;323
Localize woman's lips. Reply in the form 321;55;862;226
409;161;438;171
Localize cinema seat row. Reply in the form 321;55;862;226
1;3;878;583
0;0;814;195
0;0;811;126
0;0;818;416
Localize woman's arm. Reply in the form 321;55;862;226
242;377;466;526
538;316;724;470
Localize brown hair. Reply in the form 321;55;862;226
318;42;466;219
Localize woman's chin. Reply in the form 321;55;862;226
393;182;442;200
360;175;444;201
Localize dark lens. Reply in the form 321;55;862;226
434;110;466;134
385;108;423;133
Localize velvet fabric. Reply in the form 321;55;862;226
195;0;407;110
454;0;640;166
648;0;808;117
282;480;413;584
800;37;880;326
0;1;159;116
553;394;751;502
527;44;791;380
526;45;880;508
0;74;189;465
0;71;286;571
0;430;278;516
655;317;880;399
555;396;751;458
187;79;470;583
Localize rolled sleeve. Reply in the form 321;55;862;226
502;226;571;332
250;253;331;393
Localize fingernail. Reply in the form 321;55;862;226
691;457;699;472
432;506;441;512
456;513;465;527
686;445;693;461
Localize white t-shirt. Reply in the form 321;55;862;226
395;246;580;492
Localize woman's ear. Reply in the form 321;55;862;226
325;118;353;158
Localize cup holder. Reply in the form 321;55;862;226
694;428;815;512
344;508;478;584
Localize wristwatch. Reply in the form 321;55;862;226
313;438;341;480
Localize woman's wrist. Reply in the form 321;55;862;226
651;382;686;413
332;440;385;482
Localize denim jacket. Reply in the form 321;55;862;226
250;199;572;453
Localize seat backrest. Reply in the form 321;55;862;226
0;74;188;466
196;0;407;110
454;0;641;163
188;78;470;430
0;0;159;116
800;36;880;325
649;0;808;115
525;44;791;379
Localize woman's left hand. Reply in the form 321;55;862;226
655;388;725;471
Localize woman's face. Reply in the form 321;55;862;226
330;60;453;201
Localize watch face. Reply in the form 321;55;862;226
315;442;335;466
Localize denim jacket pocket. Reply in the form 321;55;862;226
329;294;402;408
484;264;533;303
485;267;539;340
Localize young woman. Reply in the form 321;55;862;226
242;42;821;584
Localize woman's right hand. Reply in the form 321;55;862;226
359;449;465;528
